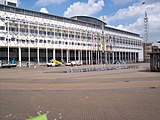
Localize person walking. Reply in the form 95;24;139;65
11;58;15;64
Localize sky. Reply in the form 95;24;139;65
18;0;160;43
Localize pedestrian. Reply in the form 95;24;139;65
11;58;15;64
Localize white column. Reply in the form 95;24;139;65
119;52;121;61
18;47;21;67
80;30;82;62
135;52;137;63
7;19;9;64
53;48;55;60
69;50;70;61
96;50;97;64
105;51;107;64
89;50;91;65
28;21;31;67
112;52;114;63
86;50;88;65
130;52;132;63
100;51;102;64
37;48;39;64
74;49;76;61
18;21;21;67
66;49;69;62
46;24;48;63
37;23;40;64
91;50;93;64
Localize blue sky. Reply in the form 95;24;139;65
18;0;160;42
19;0;139;18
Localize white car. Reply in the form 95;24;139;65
71;61;76;66
65;61;83;66
65;62;72;66
65;61;76;66
47;60;56;67
75;60;83;66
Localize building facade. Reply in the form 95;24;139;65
0;3;144;67
143;42;160;62
143;43;152;62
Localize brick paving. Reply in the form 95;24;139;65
0;63;160;120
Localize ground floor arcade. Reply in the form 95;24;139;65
0;47;139;67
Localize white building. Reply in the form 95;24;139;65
0;0;18;7
0;2;144;67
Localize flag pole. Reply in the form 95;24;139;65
101;16;105;64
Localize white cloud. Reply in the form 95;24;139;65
35;0;66;6
112;0;133;4
40;8;49;14
106;2;160;42
64;0;104;17
145;0;160;4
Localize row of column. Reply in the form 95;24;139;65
5;47;138;67
108;51;138;63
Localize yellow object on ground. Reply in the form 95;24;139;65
51;59;62;65
26;114;47;120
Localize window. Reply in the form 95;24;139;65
31;40;34;44
51;41;54;44
22;40;25;43
25;10;33;16
55;41;58;44
0;37;5;40
0;26;5;30
11;38;15;41
34;12;41;17
7;2;16;7
62;30;68;38
39;40;43;43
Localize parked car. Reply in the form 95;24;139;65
0;60;17;68
71;61;76;66
65;60;83;66
47;59;62;67
47;60;56;67
65;61;72;66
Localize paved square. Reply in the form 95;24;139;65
0;63;160;120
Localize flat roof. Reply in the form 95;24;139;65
0;4;140;37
